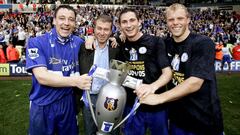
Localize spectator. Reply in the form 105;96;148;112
3;30;10;45
1;3;240;67
232;42;240;60
0;29;7;57
0;28;5;46
17;27;26;46
11;30;18;47
221;43;232;71
0;44;7;63
6;41;20;63
215;41;223;61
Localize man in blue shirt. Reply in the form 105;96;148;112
78;15;122;135
26;5;92;135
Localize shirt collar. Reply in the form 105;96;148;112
95;40;109;51
51;28;72;45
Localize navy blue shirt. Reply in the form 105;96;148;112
119;34;170;112
165;33;224;134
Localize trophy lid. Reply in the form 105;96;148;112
108;59;129;85
110;59;128;72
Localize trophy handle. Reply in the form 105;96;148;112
83;65;98;127
86;90;98;127
113;75;143;130
113;98;141;130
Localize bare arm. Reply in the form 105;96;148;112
32;67;92;90
140;76;204;105
135;66;172;98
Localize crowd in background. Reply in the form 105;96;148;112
0;5;240;64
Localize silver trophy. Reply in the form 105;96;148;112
86;60;141;135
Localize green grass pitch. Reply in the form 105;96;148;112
0;74;239;135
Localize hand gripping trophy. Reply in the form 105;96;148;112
85;59;141;135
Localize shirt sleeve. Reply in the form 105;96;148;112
190;36;215;80
156;37;170;69
26;37;47;73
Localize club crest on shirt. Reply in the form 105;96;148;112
104;97;118;111
28;48;39;59
139;47;147;54
181;52;188;62
171;54;180;71
129;48;138;61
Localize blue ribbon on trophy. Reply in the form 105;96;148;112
83;59;142;135
82;64;98;107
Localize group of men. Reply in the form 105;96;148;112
26;3;224;135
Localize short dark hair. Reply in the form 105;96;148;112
54;5;76;18
95;15;113;27
118;8;139;23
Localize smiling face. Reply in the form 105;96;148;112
166;4;190;42
94;19;112;47
53;8;76;38
119;10;142;41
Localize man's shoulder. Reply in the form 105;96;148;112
137;34;164;46
108;44;121;56
189;33;215;51
28;34;49;47
142;34;157;41
72;35;84;44
30;33;48;42
190;33;211;42
79;42;94;57
164;35;173;42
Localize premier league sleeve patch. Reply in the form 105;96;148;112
28;48;39;59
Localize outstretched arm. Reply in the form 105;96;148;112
134;66;172;99
32;67;92;90
140;76;203;105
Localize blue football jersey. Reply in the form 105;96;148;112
26;28;84;105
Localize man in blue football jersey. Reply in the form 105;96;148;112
26;5;92;135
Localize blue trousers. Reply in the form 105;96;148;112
82;94;98;135
29;94;78;135
122;106;168;135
